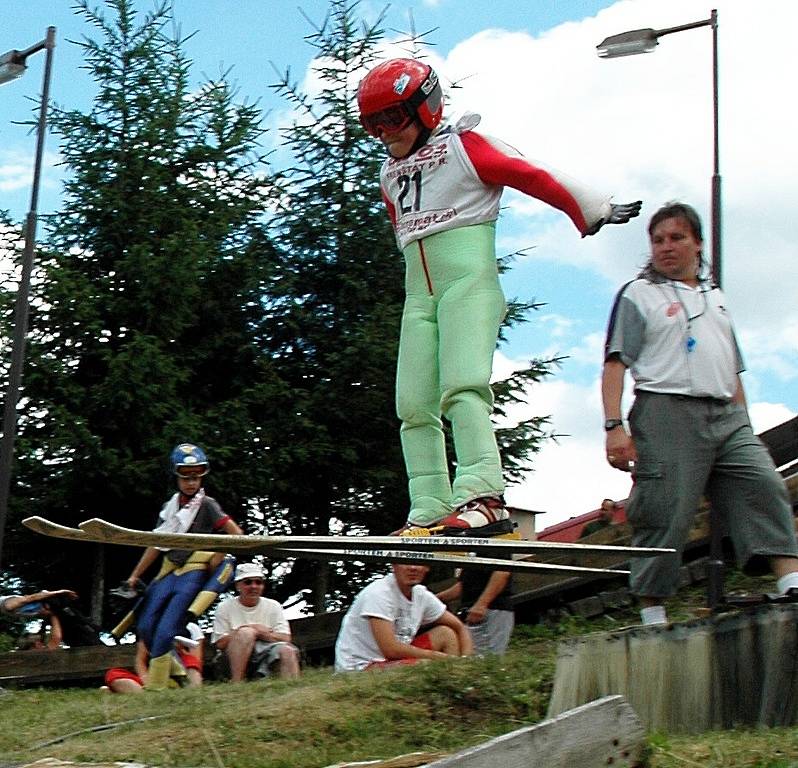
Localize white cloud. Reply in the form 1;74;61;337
436;0;798;339
561;330;605;368
0;148;62;199
537;313;577;342
493;360;634;530
0;161;33;192
748;402;797;436
451;0;798;528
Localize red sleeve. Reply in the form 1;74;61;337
212;515;232;531
460;131;590;234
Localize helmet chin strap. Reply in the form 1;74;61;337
409;124;431;155
394;121;431;159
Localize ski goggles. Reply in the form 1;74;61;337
360;103;414;137
176;466;208;479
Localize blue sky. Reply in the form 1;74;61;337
2;0;615;221
2;0;797;530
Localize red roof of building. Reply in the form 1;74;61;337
536;501;627;542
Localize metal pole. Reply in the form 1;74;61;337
710;9;721;289
655;17;714;40
0;27;56;571
705;9;725;610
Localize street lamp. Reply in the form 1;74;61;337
0;27;56;571
597;10;721;288
597;12;726;608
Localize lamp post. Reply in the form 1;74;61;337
597;11;726;608
0;27;56;571
597;10;720;288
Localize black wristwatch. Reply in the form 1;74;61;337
604;418;624;432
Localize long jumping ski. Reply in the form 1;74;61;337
77;517;671;558
24;515;671;558
22;516;631;576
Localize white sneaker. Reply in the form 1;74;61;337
640;605;668;625
175;622;204;648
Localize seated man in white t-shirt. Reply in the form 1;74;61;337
334;563;473;672
211;562;300;681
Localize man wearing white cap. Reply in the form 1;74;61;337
211;562;300;681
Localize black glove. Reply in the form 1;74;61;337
584;200;642;236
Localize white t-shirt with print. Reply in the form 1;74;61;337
334;573;446;672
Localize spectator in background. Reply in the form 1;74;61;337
335;563;473;671
120;443;241;689
2;589;80;650
436;567;513;655
580;499;619;539
103;626;204;694
211;562;300;682
0;588;78;616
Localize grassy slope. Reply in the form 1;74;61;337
2;574;798;768
0;646;554;767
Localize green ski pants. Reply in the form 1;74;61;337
397;223;506;525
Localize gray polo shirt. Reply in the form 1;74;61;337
605;277;743;400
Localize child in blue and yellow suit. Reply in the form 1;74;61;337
119;443;241;689
357;59;641;535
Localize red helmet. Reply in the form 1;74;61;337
357;58;443;137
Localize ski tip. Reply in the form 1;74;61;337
78;518;107;529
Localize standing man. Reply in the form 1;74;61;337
211;562;300;681
602;202;798;625
436;567;513;655
580;499;619;539
335;563;473;671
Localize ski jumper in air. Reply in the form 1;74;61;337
357;58;641;535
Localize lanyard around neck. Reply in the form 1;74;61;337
669;281;709;327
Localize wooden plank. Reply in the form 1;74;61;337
0;644;136;685
423;695;645;768
759;415;798;469
292;611;345;653
547;605;798;732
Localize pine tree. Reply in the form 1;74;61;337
6;0;277;602
3;0;564;619
255;1;407;610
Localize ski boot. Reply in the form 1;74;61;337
399;496;518;539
